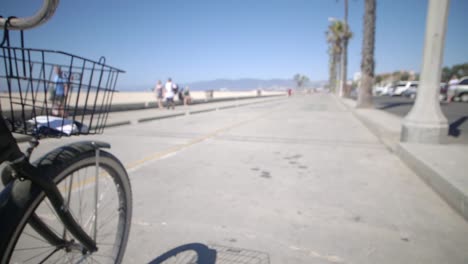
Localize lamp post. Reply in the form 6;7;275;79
401;0;450;143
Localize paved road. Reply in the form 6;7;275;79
373;96;468;143
16;95;468;263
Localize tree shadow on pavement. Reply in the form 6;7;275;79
377;102;414;110
449;116;468;137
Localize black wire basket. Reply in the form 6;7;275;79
0;46;124;137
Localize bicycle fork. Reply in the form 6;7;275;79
10;151;101;254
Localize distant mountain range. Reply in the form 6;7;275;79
185;78;327;91
119;78;327;91
185;78;294;91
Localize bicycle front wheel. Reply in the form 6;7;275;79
3;149;132;263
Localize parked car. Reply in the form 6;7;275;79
388;82;404;96
391;81;418;96
374;84;393;96
402;85;418;99
452;77;468;102
402;82;447;101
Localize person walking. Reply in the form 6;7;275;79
51;66;69;117
154;80;164;109
183;86;192;105
447;75;459;103
164;78;175;110
177;83;184;102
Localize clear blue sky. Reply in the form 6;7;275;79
2;0;468;90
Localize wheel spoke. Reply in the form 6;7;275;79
63;173;74;240
23;231;49;243
93;149;100;241
97;212;119;230
15;245;58;251
78;168;84;225
32;209;64;241
22;247;59;263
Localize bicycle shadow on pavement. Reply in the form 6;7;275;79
449;116;468;137
148;243;216;264
147;242;271;264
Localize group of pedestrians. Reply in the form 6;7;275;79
154;78;191;110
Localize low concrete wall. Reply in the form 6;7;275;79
2;90;286;117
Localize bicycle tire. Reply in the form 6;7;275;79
1;149;132;263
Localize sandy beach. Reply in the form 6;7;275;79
112;90;285;104
0;90;286;112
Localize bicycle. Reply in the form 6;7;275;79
0;1;132;263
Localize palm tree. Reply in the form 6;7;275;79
357;0;376;108
293;74;309;89
326;20;344;93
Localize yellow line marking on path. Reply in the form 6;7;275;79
124;111;271;171
60;103;282;191
54;107;275;216
61;125;227;192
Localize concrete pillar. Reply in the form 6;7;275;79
401;0;450;144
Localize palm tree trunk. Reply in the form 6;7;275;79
357;0;376;108
335;53;342;95
340;0;349;97
341;38;348;97
330;52;338;92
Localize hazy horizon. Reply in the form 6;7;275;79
117;77;328;91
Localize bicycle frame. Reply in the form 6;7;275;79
0;0;59;30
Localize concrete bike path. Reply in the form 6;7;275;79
12;94;468;263
118;94;468;263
